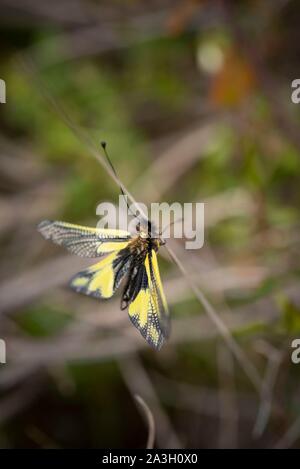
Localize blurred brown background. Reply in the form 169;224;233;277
0;0;300;449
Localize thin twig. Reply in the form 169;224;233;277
119;357;182;449
165;245;262;392
253;341;284;438
134;395;155;449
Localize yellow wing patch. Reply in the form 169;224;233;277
70;247;132;299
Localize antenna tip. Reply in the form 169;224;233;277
101;141;107;149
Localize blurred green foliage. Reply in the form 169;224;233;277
16;304;72;337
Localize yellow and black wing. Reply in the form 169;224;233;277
38;220;170;348
123;249;170;350
70;245;132;299
38;220;131;257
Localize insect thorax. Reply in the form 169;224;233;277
129;235;161;255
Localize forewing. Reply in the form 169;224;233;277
126;249;170;350
38;220;131;257
70;246;132;299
